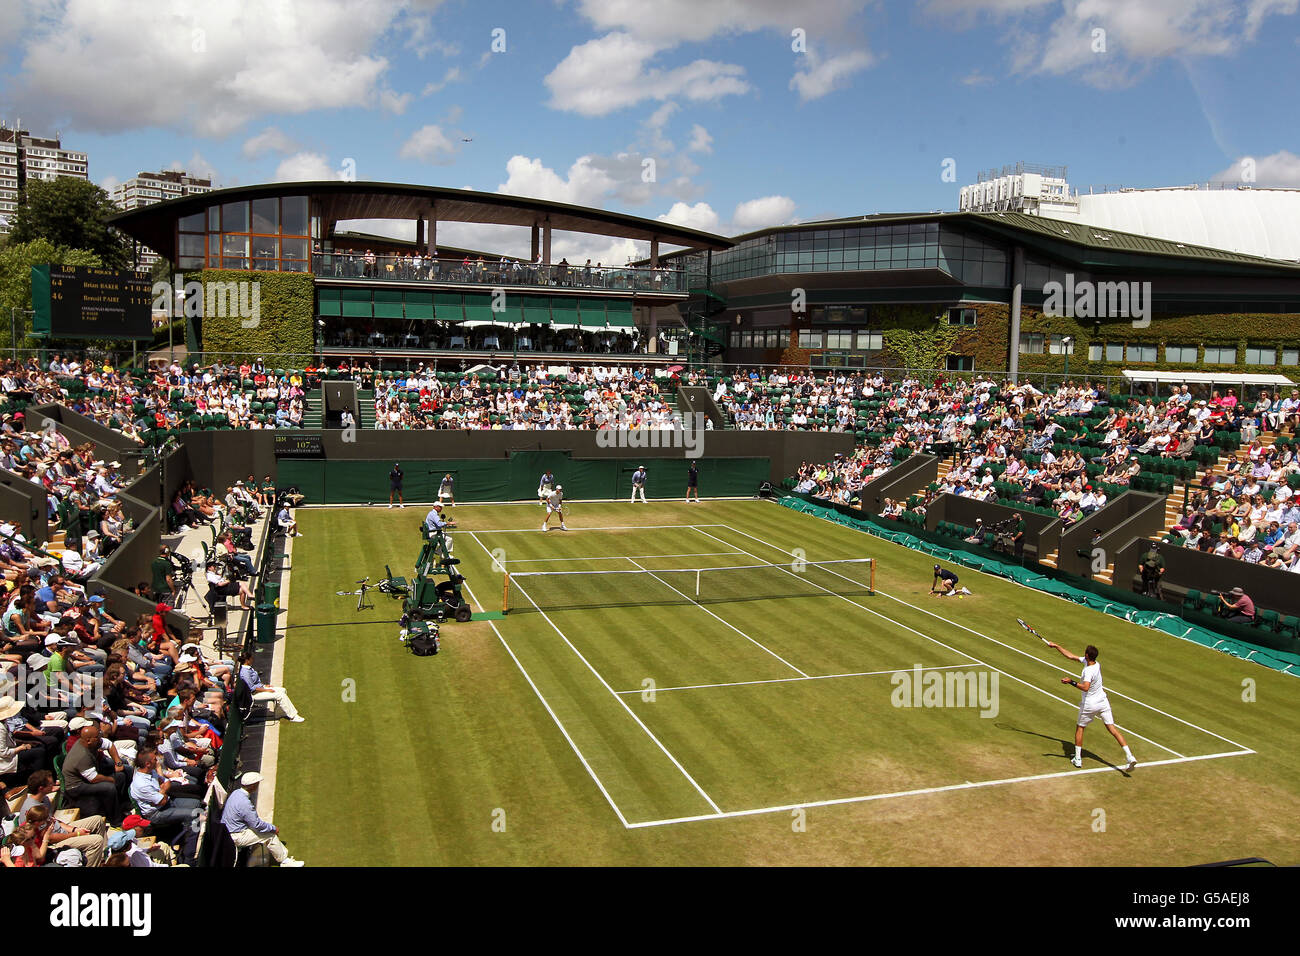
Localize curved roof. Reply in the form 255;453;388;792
110;180;733;260
1046;189;1300;263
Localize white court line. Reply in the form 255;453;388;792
624;557;809;678
614;663;974;695
624;749;1255;829
457;573;632;829
693;526;1186;760
469;531;724;817
502;551;744;564
722;520;1258;759
477;523;729;534
717;520;1258;757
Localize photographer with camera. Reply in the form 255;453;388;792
1216;586;1255;624
150;546;176;604
216;532;255;579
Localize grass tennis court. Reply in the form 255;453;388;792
274;499;1300;865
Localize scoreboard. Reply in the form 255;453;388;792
30;264;154;340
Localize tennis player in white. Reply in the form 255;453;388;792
542;485;567;532
1046;641;1137;771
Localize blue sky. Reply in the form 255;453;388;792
1;0;1298;262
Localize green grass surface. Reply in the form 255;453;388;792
274;499;1300;865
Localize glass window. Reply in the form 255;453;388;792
208;206;220;231
798;330;822;348
281;260;308;273
948;307;976;326
740;331;753;348
1165;344;1197;363
178;234;204;257
251;236;278;259
222;235;248;256
946;355;973;371
730;331;741;347
1282;348;1299;367
222;257;249;270
1204;346;1236;364
253;259;276;272
1018;332;1044;354
281;237;308;260
1246;347;1276;366
251;197;279;234
826;329;853;349
1105;343;1123;362
1047;334;1075;355
178;257;203;270
1088;344;1103;362
221;201;249;233
857;330;883;351
1127;344;1156;363
179;211;205;233
281;196;309;236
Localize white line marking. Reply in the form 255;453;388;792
623;558;809;678
470;531;724;817
694;526;1186;759
722;522;1258;754
615;663;974;695
478;523;729;534
501;551;745;564
458;574;632;829
624;750;1255;829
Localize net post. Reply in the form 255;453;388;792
503;571;510;615
869;559;875;595
696;569;701;597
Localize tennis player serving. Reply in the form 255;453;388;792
1044;641;1137;771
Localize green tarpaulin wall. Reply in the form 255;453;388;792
780;495;1300;678
278;453;769;504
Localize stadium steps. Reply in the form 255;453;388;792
358;389;376;428
301;389;323;428
1037;547;1114;584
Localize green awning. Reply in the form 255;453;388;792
317;288;341;316
522;296;551;326
605;299;635;328
550;297;580;330
463;293;495;323
374;288;404;319
434;293;463;322
342;288;372;318
404;291;435;320
578;300;606;330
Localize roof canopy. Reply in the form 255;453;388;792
110;181;732;262
1121;369;1295;387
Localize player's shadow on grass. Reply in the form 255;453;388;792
993;722;1127;775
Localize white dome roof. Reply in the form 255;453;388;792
1042;188;1300;262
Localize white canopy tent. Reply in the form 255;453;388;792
1121;369;1295;387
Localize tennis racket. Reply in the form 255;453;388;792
1017;618;1051;646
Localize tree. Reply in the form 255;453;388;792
0;238;102;350
8;177;129;269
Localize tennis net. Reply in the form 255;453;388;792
501;558;874;614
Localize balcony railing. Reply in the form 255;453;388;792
313;254;687;294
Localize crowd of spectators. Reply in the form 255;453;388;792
372;362;688;430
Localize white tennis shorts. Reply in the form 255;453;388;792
1077;704;1114;728
546;503;562;514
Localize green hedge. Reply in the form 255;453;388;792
197;269;314;363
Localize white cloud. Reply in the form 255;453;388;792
688;124;713;154
657;201;720;232
926;0;1299;85
545;32;749;116
790;48;873;101
421;67;462;95
573;0;870;45
242;126;299;159
398;124;459;164
9;0;430;136
732;195;797;231
166;151;220;184
99;174;122;197
1213;150;1300;187
273;152;338;182
380;88;413;114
